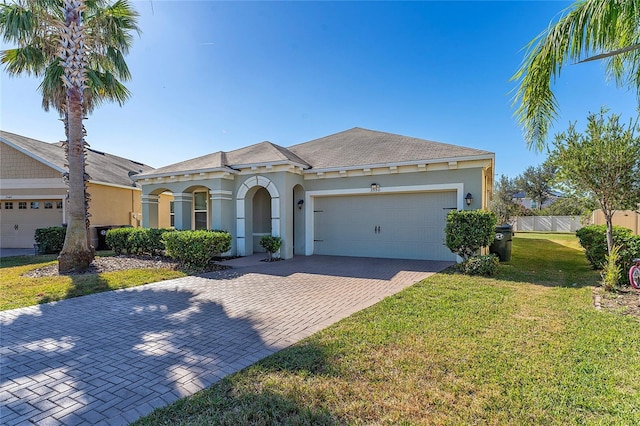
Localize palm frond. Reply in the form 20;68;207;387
1;0;139;115
512;0;640;151
1;45;47;75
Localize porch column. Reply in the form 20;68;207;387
173;193;193;230
210;190;233;230
141;195;159;228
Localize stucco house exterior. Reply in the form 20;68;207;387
136;128;494;261
0;131;154;249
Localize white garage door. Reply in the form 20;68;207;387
313;191;457;261
0;200;64;248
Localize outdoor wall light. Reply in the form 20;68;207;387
465;192;473;206
371;183;380;192
297;199;304;209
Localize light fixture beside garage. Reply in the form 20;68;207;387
465;192;473;206
297;199;304;209
370;183;380;192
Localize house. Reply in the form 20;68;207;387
512;190;563;210
0;131;154;249
135;128;494;261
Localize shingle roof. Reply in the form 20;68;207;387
143;151;228;176
288;127;493;170
137;127;494;178
139;141;310;177
1;131;154;187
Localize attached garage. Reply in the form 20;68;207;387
0;199;64;248
312;190;458;261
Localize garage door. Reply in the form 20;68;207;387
0;200;64;248
313;191;457;261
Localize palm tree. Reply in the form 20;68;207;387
1;0;139;272
512;0;640;151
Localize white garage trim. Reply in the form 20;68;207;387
304;183;464;256
0;195;65;200
0;179;66;189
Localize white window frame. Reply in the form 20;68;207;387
192;191;209;230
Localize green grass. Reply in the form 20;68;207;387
133;233;640;425
0;253;186;311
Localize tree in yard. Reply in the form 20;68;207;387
490;174;519;224
1;0;140;272
512;0;640;150
548;109;640;255
514;163;557;210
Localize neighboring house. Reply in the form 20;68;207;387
135;128;495;261
0;131;154;249
512;190;562;210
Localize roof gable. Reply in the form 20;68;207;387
226;141;310;168
0;130;154;187
137;141;310;178
288;127;493;170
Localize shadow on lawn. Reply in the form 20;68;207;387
490;237;600;289
136;341;340;425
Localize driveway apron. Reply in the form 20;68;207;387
0;255;451;425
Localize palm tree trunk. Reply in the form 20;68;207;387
57;0;94;273
58;88;94;272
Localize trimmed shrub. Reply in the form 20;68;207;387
259;235;282;261
575;225;640;271
463;254;499;276
34;226;66;254
163;230;232;268
445;210;497;260
128;228;150;255
105;227;135;255
146;228;173;255
105;227;174;255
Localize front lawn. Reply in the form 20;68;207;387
134;233;640;425
0;253;186;311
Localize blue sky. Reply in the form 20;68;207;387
1;1;637;178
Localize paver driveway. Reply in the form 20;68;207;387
0;255;451;425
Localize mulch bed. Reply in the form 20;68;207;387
24;255;228;278
594;287;640;319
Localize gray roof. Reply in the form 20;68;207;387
1;130;154;187
288;127;493;170
142;141;310;177
138;127;493;178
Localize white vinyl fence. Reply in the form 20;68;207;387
512;216;584;233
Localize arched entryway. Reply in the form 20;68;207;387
236;176;280;256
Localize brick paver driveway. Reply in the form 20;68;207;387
1;255;451;425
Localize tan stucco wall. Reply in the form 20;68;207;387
158;192;173;228
88;183;142;227
0;143;61;179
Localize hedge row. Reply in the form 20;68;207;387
162;230;232;268
34;226;66;254
575;225;640;272
105;227;173;256
105;228;232;268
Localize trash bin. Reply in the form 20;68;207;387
489;224;513;262
96;226;112;250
